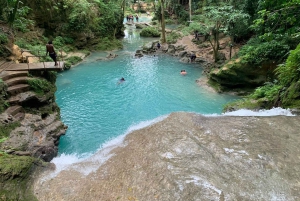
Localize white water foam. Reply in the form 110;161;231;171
45;115;169;180
206;107;295;117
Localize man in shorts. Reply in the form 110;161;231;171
46;41;58;66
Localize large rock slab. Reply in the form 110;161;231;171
34;112;300;200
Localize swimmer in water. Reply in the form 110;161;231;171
180;70;187;75
118;77;125;84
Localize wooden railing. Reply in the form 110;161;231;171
21;49;64;70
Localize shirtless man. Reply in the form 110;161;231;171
46;41;58;66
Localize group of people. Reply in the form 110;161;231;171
126;14;139;22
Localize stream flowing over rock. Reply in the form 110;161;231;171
34;112;300;201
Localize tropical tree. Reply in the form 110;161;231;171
160;0;166;43
203;6;249;62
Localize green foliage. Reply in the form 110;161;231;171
43;71;57;84
0;81;8;114
140;27;160;37
276;43;300;86
166;31;182;44
249;82;282;101
0;121;20;139
180;22;209;36
27;78;56;96
0;137;8;144
65;56;82;65
0;154;38;201
0;33;8;44
94;37;123;50
252;1;300;39
53;36;74;48
238;38;290;65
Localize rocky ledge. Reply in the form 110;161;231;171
0;112;67;162
34;112;300;201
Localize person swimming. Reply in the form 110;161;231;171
118;77;125;84
180;70;187;75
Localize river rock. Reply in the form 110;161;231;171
167;44;176;54
135;23;147;29
135;50;144;57
180;57;190;63
178;50;187;58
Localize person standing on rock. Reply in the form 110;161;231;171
46;41;58;66
135;15;139;22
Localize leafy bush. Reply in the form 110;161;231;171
238;38;290;65
95;37;123;51
180;22;208;36
249;82;282;101
166;32;182;44
27;78;55;96
140;27;160;37
65;56;82;65
276;43;300;86
53;36;74;48
0;33;8;44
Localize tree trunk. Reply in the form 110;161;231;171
160;0;166;43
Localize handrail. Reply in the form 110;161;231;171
22;49;64;70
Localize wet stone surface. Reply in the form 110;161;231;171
34;112;300;201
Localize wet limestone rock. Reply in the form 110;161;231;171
1;113;67;162
34;112;300;201
209;58;277;91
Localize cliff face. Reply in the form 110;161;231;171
0;67;66;200
34;112;300;201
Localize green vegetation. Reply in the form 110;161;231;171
0;121;20;140
0;154;39;201
140;27;160;37
225;43;300;111
166;31;182;44
238;39;290;66
0;81;8;114
95;37;123;51
64;56;83;69
27;78;56;97
0;33;8;44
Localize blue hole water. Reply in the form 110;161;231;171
55;18;239;156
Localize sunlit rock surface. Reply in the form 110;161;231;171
34;112;300;201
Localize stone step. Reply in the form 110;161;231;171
14;112;25;121
4;76;29;87
8;95;20;105
5;105;23;116
0;71;28;81
7;84;30;96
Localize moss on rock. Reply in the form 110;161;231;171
0;154;39;201
209;58;277;92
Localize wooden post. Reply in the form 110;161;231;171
26;56;29;70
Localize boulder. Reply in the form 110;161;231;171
180;57;190;63
135;50;144;57
167;44;176;54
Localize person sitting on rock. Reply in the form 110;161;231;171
135;15;139;22
190;53;196;62
157;42;161;49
